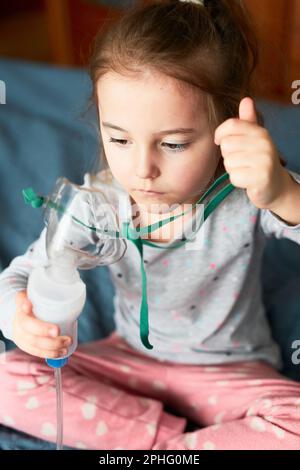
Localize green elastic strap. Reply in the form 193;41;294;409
119;173;235;349
22;173;235;350
120;222;153;349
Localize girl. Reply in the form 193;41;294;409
1;0;300;450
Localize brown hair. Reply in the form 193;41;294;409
88;0;283;180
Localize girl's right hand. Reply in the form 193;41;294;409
12;290;72;359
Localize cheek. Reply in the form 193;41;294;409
110;163;131;186
173;162;206;188
181;173;204;195
173;156;215;195
104;150;129;180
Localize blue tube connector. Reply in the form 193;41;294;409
46;358;69;368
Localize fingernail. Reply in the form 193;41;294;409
49;328;58;337
22;303;29;312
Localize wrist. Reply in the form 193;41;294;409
268;170;300;226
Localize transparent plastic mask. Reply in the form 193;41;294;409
43;177;127;270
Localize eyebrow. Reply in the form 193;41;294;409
102;121;197;135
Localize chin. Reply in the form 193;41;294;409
131;194;183;215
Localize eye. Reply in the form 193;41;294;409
109;138;190;153
109;138;128;146
161;142;190;152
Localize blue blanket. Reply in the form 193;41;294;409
0;58;300;449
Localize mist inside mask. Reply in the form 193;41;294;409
43;177;127;279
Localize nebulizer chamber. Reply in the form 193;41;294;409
27;260;86;366
25;177;127;448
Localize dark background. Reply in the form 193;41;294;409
0;0;299;103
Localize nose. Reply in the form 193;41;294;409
135;147;160;180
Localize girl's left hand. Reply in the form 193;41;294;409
214;97;291;210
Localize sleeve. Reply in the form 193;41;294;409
0;227;49;341
259;170;300;244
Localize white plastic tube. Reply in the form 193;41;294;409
54;367;63;450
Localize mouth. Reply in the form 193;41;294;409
136;190;165;196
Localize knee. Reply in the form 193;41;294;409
0;348;51;397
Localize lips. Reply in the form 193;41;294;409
137;189;163;194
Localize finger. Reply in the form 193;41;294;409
225;152;275;180
17;342;67;360
19;309;60;338
239;96;258;124
220;135;257;156
15;290;32;310
25;331;72;353
16;292;58;335
224;151;274;173
215;118;260;145
223;154;252;172
227;167;260;189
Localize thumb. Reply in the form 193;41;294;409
16;290;32;311
239;97;258;124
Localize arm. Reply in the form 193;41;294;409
267;169;300;226
0;227;48;340
259;170;300;243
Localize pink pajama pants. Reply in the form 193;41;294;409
1;331;300;450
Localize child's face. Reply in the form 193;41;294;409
97;70;220;214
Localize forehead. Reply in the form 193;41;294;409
96;70;206;123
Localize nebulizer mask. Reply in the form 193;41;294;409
22;171;235;449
